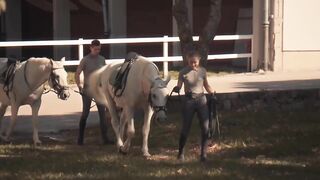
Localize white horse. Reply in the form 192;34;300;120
89;56;170;156
0;57;70;145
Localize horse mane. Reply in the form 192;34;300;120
27;57;50;63
137;56;160;73
27;57;64;69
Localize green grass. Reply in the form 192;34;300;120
0;108;319;179
67;72;76;85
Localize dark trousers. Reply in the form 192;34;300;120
78;93;110;144
178;95;210;158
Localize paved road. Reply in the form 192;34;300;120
2;70;320;134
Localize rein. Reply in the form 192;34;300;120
71;88;97;109
168;88;181;102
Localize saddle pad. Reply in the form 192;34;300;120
109;64;122;86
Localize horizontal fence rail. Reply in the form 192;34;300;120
0;35;253;77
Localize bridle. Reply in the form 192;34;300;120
148;80;168;121
24;59;68;98
47;60;69;98
148;91;168;114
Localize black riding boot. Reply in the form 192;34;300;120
200;133;209;162
177;135;187;161
78;118;86;145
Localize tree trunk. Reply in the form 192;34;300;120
173;0;222;67
0;0;6;14
173;0;193;66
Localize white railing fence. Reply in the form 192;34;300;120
0;35;253;77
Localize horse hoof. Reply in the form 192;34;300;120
0;135;10;144
34;141;42;146
0;138;11;144
143;152;151;157
119;146;128;155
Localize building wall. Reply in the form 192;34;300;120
127;0;172;57
273;0;320;71
1;0;253;68
283;52;320;71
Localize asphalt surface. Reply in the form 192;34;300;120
2;70;320;134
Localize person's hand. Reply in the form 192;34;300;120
78;85;83;94
172;86;180;93
208;92;217;100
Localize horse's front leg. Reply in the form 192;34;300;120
119;110;127;141
122;108;134;153
142;105;153;157
0;104;8;135
31;99;42;146
2;105;20;142
108;104;124;150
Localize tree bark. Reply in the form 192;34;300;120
0;0;6;14
173;0;222;67
173;0;193;66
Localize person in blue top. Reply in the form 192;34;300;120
173;46;214;162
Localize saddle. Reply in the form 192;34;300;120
0;57;20;96
0;58;17;76
110;52;139;97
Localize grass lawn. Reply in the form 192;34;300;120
0;109;319;179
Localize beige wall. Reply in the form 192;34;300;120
283;0;320;51
267;0;320;72
283;52;320;71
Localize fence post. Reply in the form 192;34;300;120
163;35;169;78
249;36;253;72
78;38;84;62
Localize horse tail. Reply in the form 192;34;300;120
88;65;109;107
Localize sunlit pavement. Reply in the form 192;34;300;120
2;70;320;133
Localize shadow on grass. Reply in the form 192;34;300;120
0;108;319;179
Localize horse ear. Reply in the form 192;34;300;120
163;75;171;85
60;57;65;65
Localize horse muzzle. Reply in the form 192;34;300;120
157;115;167;122
58;90;70;100
153;107;168;123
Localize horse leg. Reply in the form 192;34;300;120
0;104;8;133
122;108;134;153
31;99;42;146
141;105;153;157
119;110;127;141
3;105;20;142
108;105;124;150
0;104;8;140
